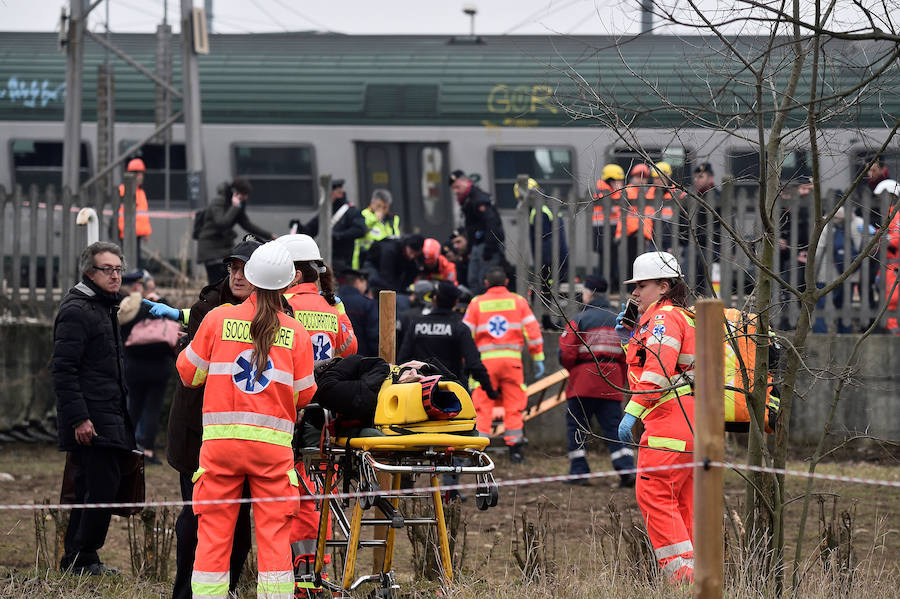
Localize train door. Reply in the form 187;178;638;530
355;142;452;241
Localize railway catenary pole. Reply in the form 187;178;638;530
181;0;206;208
62;0;87;196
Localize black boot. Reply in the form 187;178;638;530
509;443;525;464
618;473;636;488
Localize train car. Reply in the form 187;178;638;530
1;31;898;268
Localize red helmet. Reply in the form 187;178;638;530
126;158;146;172
423;238;441;265
630;163;651;178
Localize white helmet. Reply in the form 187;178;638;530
244;242;296;290
276;234;322;262
874;179;900;197
624;251;683;284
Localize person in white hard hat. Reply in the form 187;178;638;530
176;241;316;599
875;179;900;333
615;251;697;583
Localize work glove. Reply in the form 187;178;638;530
142;299;180;321
615;303;631;343
618;413;638;444
533;360;545;380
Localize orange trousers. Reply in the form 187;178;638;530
887;267;899;333
192;440;298;599
290;461;331;567
472;357;526;446
635;396;695;583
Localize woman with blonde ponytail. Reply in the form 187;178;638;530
177;241;316;599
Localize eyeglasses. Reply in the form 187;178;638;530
92;266;123;276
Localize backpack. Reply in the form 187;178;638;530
192;208;207;240
721;308;780;433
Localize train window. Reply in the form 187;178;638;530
232;145;315;207
610;146;693;187
118;142;187;203
492;147;574;210
728;148;809;186
11;140;90;190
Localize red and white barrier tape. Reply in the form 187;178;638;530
0;459;897;512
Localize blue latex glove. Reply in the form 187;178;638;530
615;302;631;342
533;360;545;379
142;298;180;321
618;413;638;444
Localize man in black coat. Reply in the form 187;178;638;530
362;233;425;294
337;269;379;357
53;241;136;575
301;179;367;272
449;170;506;293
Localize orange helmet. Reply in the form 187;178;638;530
423;238;441;265
630;163;651;178
126;158;146;172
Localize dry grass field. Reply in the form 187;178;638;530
0;440;897;598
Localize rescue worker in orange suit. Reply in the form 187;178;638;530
876;179;900;333
617;164;658;276
118;158;152;267
616;251;695;583
594;164;625;286
176;241;317;599
275;233;356;583
558;274;635;487
649;161;680;253
464;266;544;463
420;237;458;284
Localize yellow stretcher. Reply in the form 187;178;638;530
297;377;499;598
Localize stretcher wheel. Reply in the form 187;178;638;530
360;481;376;510
488;483;499;507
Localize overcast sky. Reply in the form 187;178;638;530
0;0;720;36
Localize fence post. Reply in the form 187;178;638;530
693;299;725;598
373;290;396;572
515;174;531;298
318;174;333;267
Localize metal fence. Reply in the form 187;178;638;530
514;174;900;333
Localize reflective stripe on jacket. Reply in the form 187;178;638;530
592;181;621;226
284;282;358;363
118;184;152;238
463;286;544;362
176;294;317;448
353;210;400;268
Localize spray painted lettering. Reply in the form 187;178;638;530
0;77;66;108
487;84;558;115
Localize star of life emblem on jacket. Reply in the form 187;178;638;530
487;315;508;338
310;332;333;361
233;349;272;394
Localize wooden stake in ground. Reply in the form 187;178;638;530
373;290;396;572
693;299;725;598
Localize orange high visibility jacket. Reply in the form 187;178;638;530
887;212;900;267
616;186;655;240
421;254;458;284
592;180;622;227
462;286;544;362
623;300;695;444
117;184;152;238
284;282;357;363
176;294;317;449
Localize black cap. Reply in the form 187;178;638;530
403;233;425;251
331;179;345;190
434;280;461;308
448;169;465;186
693;162;714;175
122;270;144;285
795;175;813;185
223;239;262;265
583;273;608;293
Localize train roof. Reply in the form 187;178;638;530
0;31;897;128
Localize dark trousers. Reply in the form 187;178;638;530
172;473;253;599
204;262;228;285
61;446;127;568
126;357;173;451
566;396;634;474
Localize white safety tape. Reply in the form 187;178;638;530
0;460;896;512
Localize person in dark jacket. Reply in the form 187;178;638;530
195;178;274;283
301;179;367;273
166;239;260;599
53;241;137;575
449;170;506;294
398;281;498;399
337;269;379;357
362;233;425;294
558;274;635;487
